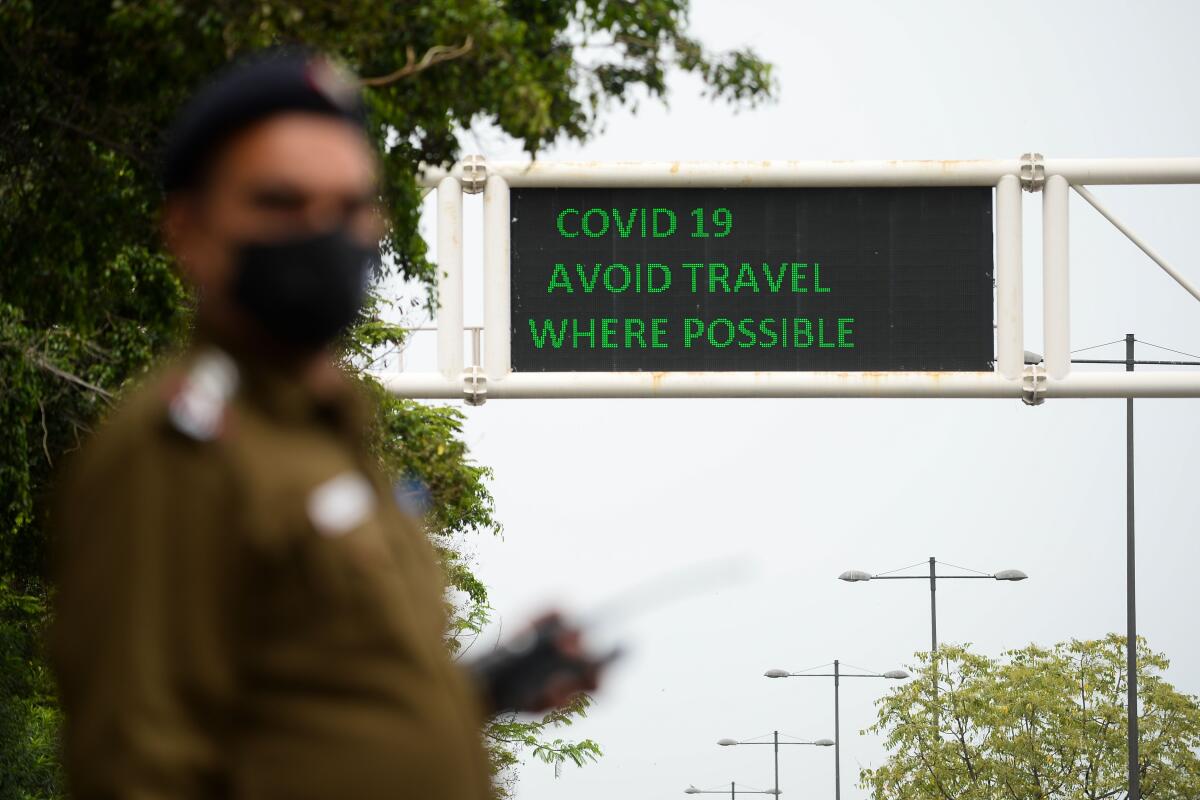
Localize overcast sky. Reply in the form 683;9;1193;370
396;1;1200;797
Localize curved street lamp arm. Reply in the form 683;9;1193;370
869;574;992;580
776;672;889;678
726;740;822;746
685;790;780;796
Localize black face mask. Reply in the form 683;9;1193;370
230;227;377;350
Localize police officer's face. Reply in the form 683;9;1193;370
166;112;382;333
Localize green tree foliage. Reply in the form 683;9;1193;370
0;2;774;797
862;637;1200;800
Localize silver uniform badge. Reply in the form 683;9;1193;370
307;472;376;538
167;349;239;441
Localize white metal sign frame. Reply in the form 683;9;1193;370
374;156;1200;403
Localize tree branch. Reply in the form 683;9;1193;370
915;748;958;800
26;349;114;401
39;113;152;170
360;37;474;87
38;398;52;466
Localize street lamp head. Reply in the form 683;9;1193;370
685;787;701;794
813;738;836;747
716;738;739;746
883;669;910;679
766;790;782;796
838;569;872;582
994;569;1027;581
994;569;1028;582
764;668;791;678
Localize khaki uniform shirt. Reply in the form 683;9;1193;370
52;345;492;800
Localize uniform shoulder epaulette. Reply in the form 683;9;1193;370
166;348;240;442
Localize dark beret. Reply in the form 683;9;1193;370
162;48;368;192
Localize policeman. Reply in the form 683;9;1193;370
52;50;600;800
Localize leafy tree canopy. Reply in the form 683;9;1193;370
0;2;774;797
862;637;1200;800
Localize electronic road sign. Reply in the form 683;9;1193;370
510;187;993;372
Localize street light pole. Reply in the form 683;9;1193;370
773;731;778;796
928;557;937;652
1024;335;1200;800
839;558;1028;654
1065;335;1200;800
1027;335;1200;800
764;664;908;800
1126;333;1140;800
833;661;840;800
683;782;779;798
717;731;834;797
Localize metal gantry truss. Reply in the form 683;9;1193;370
373;155;1200;403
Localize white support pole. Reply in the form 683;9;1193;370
995;175;1024;379
483;175;511;380
1049;157;1200;185
1072;184;1200;304
1043;174;1071;379
420;157;1200;189
436;177;464;378
371;370;1200;399
375;371;1015;398
421;159;1020;188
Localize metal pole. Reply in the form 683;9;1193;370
1126;333;1140;800
482;174;511;380
930;557;939;721
929;557;938;652
833;660;841;800
1043;174;1071;379
420;158;1024;188
419;156;1200;189
773;731;779;798
375;367;1200;400
731;780;736;800
1072;186;1200;305
995;174;1025;379
435;177;464;378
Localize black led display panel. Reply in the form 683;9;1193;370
510;187;994;372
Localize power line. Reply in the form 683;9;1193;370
873;560;928;577
1134;338;1200;361
937;560;992;577
840;662;890;676
1071;338;1127;354
786;662;834;675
